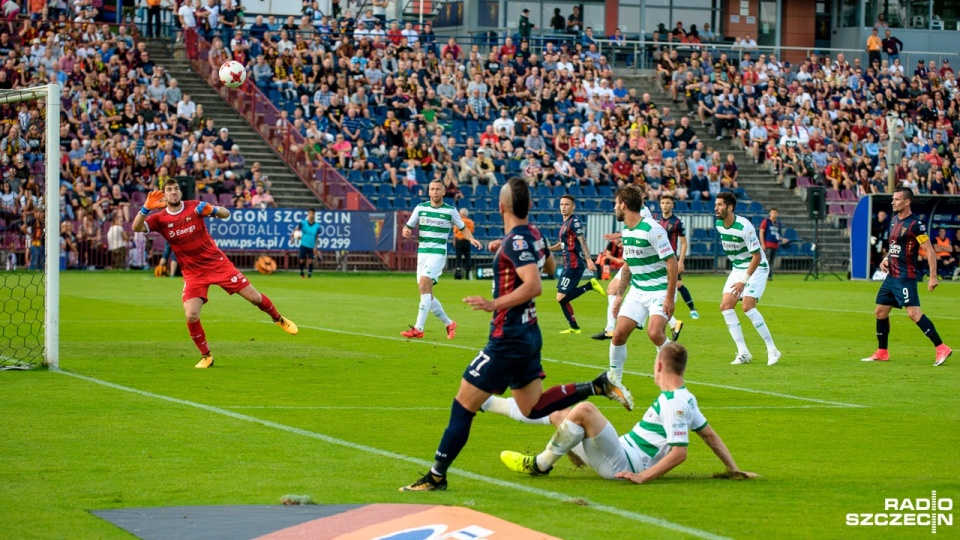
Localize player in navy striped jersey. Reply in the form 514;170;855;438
862;188;952;366
658;195;700;342
401;179;634;492
500;343;759;483
550;195;605;333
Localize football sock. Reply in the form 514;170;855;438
258;294;281;320
657;337;671;351
415;294;431;331
187;320;210;355
722;309;749;353
536;419;586;471
605;294;617;332
430;297;452;325
679;285;695;309
528;382;595;419
565;283;592;302
432;398;475;477
745;308;777;351
299;261;304;277
609;343;627;380
559;299;579;329
480;396;551;425
876;317;890;349
308;262;313;277
915;315;943;347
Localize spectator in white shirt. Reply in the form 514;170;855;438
401;22;419;44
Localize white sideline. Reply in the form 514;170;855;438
293;324;868;409
55;369;731;540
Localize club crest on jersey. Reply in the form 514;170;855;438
512;237;528;251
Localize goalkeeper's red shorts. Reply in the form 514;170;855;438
182;264;250;303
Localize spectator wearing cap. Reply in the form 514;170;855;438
214;127;234;150
700;22;715;41
519;9;535;40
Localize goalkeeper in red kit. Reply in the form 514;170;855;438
133;179;298;368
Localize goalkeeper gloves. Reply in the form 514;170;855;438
196;202;219;217
140;190;166;215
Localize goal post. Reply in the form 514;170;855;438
0;84;60;370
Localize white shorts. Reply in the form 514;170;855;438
619;287;668;325
568;423;644;479
416;254;445;283
613;267;623;283
723;267;769;300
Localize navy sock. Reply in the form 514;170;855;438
877;318;889;349
915;315;943;347
679;285;695;310
565;283;592;302
559;300;579;329
528;382;595;419
432;399;475;477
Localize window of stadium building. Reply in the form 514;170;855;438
840;0;861;28
614;0;719;37
863;0;959;29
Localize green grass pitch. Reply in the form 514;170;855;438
2;272;958;539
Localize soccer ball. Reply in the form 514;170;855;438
292;230;302;241
219;60;246;89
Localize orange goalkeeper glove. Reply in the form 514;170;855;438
139;190;166;216
195;202;219;217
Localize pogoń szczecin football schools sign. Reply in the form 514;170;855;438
207;209;397;251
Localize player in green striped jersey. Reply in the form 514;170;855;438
609;186;678;401
500;342;759;482
401;181;483;339
715;192;781;366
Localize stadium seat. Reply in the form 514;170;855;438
130;192;147;207
218;194;233;207
675;201;691;213
380;185;396;196
459;186;474;198
474;185;490;198
348;170;364;184
361;184;377;197
748;201;764;214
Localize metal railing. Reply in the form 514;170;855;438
183;28;375;213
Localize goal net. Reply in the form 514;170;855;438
0;85;60;370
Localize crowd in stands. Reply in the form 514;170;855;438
0;10;273;271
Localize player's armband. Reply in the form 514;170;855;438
917;234;929;245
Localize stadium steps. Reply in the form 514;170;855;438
144;39;322;209
622;75;849;271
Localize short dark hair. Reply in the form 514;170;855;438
162;177;180;189
717;192;737;210
507;177;530;219
560;194;576;204
660;342;688;375
769;207;778;212
895;187;913;201
659;194;675;202
615;185;645;212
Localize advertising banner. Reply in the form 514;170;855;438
206;209;396;251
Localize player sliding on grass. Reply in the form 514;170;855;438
133;179;298;368
500;342;760;484
401;180;483;340
549;195;605;334
862;188;952;366
400;178;634;492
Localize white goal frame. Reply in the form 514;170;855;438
0;84;60;369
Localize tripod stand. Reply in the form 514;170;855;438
804;215;843;280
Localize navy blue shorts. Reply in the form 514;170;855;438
463;326;545;395
298;246;315;260
876;277;920;308
558;265;585;294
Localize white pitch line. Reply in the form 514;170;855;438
224;405;851;411
55;369;731;540
693;300;960;320
292;324;868;409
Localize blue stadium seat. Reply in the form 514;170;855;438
348;170;364;184
733;187;748;199
674;201;691;213
395;184;411;197
363;171;380;183
361;184;377;197
599;199;614;212
474;185;490;198
597;185;616;199
748;201;764;214
785;228;800;242
379;185;396;196
691;243;709;255
581;199;600;212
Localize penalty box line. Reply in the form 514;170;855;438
292;324;867;409
55;369;731;540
